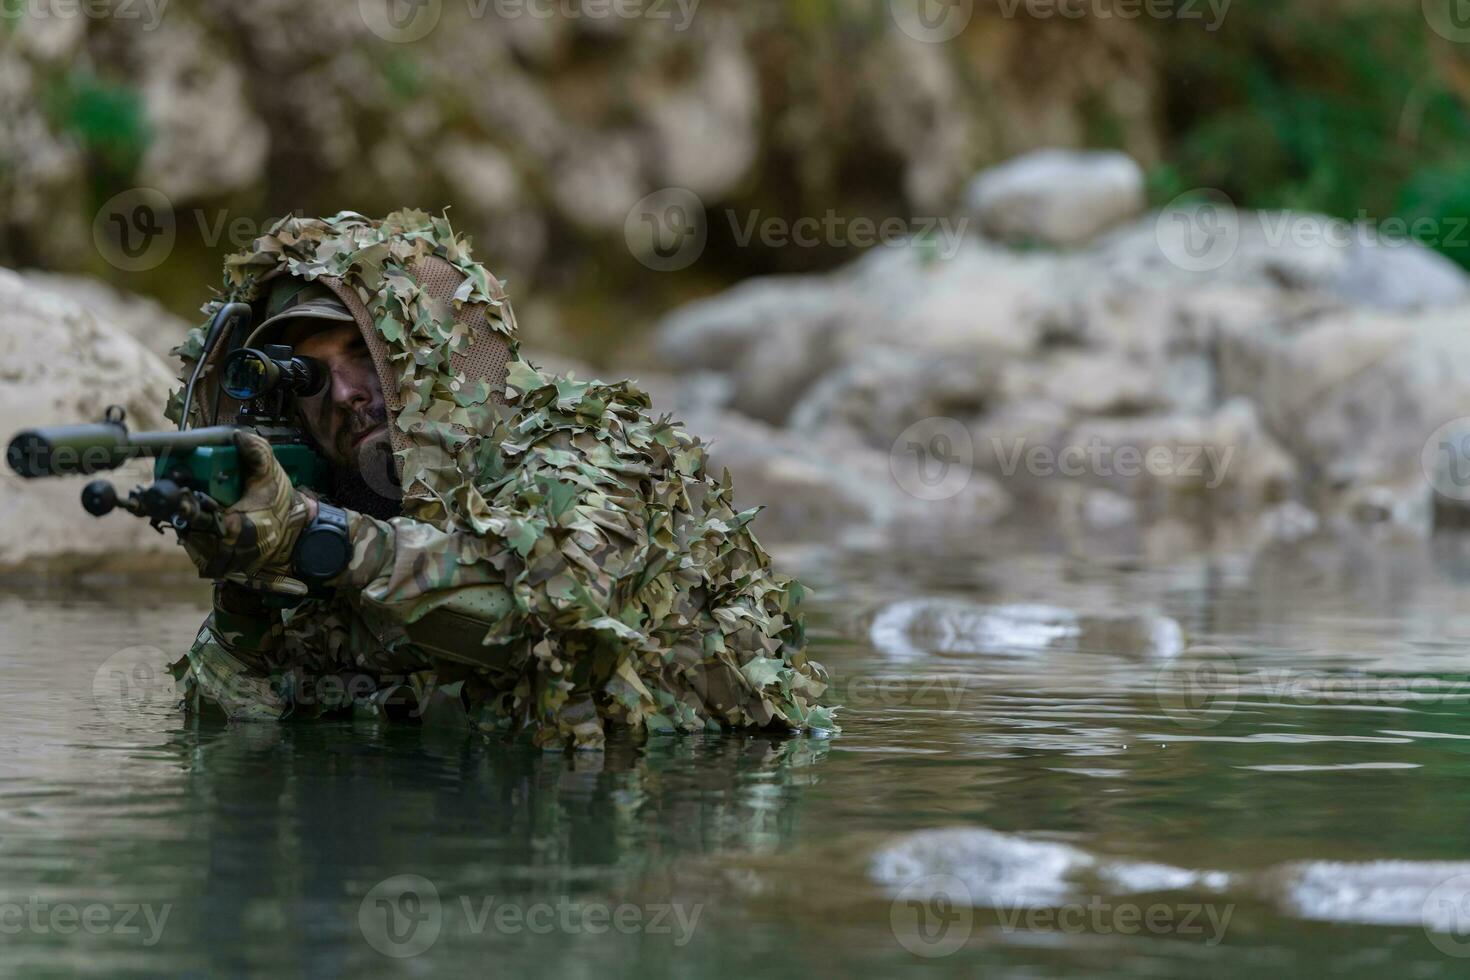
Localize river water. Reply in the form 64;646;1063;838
5;528;1470;977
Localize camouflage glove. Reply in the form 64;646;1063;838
182;431;314;594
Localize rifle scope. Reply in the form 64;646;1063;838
222;345;326;402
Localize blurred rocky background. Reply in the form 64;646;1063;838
6;0;1470;570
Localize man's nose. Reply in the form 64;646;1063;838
331;366;373;412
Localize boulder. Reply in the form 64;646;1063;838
0;271;190;573
1097;206;1470;313
1332;233;1470;311
963;149;1146;248
1057;398;1298;514
1217;305;1470;529
686;409;1011;543
18;271;193;362
655;276;852;425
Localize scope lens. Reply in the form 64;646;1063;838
222;349;275;400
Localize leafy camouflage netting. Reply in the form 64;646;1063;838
167;210;838;747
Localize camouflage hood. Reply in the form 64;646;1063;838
169;210;837;746
170;209;517;526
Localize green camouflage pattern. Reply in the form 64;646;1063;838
168;210;838;749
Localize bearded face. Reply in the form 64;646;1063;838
281;323;397;505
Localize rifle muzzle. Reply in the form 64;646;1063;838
6;424;132;478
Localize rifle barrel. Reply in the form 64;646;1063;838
6;424;239;478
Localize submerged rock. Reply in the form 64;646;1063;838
872;827;1094;907
871;827;1229;908
870;825;1470;937
1269;859;1470;929
868;599;1185;662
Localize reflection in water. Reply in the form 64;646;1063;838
10;532;1470;976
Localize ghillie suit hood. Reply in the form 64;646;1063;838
168;210;835;746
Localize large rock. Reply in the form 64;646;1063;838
1219;305;1470;530
963;149;1146;247
655;180;1470;535
0;271;189;573
1097;204;1470;312
683;409;1012;543
18;271;193;362
1332;233;1470;311
655;276;853;425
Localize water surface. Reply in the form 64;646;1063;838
5;530;1470;977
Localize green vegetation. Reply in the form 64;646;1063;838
1147;5;1470;267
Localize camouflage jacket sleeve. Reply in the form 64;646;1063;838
172;583;289;720
331;511;511;628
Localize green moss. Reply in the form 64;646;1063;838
378;52;423;101
43;71;150;178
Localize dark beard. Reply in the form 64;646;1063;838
294;401;402;520
334;404;389;465
331;462;402;521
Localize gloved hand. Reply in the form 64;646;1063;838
182;431;317;593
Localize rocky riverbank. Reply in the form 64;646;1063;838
650;150;1470;546
5;149;1470;570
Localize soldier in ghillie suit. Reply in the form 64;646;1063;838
168;210;837;749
